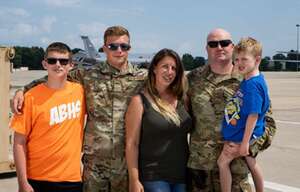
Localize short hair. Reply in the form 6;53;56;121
104;26;130;44
45;42;72;59
234;37;262;57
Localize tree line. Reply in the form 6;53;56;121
12;46;80;70
260;50;300;71
11;46;300;71
12;46;45;70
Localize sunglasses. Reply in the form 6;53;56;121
46;58;70;65
207;39;232;48
106;43;131;51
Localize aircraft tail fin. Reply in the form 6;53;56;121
81;36;99;58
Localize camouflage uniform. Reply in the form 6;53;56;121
187;65;276;192
25;61;147;192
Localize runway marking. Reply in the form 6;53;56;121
249;178;300;192
276;120;300;125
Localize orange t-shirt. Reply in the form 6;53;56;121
10;81;86;182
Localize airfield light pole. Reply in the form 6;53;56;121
296;24;300;71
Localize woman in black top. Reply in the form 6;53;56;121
126;48;192;192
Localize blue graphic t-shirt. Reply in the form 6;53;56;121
222;73;270;142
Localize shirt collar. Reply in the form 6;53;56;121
99;60;137;76
206;65;242;83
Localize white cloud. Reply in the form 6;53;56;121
1;16;57;40
0;7;30;17
40;37;51;45
38;34;83;49
0;7;30;25
133;37;160;54
0;22;39;45
78;22;107;38
13;8;29;17
44;0;82;7
41;16;57;33
15;23;37;35
104;8;144;17
0;8;57;45
177;41;194;55
0;7;34;41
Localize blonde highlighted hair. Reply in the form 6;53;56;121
146;48;187;126
234;37;262;57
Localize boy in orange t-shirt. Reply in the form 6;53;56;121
11;42;86;192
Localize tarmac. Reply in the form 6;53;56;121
1;70;300;192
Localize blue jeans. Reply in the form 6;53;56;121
142;181;186;192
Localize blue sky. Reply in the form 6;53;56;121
1;0;300;57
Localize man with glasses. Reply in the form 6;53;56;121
187;28;276;192
12;26;147;192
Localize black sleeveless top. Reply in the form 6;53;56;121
138;93;192;183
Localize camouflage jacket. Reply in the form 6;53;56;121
187;65;276;173
25;61;147;171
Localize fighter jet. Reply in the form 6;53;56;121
72;36;105;68
72;35;153;68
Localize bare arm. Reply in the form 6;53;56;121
240;114;258;156
125;95;144;192
13;132;34;192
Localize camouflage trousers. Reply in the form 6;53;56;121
187;168;252;192
82;155;128;192
249;125;276;157
186;126;276;192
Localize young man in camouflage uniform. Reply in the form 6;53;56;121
187;28;276;192
13;26;147;192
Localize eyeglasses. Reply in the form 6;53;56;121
46;58;70;65
207;40;232;48
106;43;131;51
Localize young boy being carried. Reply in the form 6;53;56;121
11;42;86;192
217;37;270;192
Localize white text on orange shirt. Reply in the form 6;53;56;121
50;100;81;126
